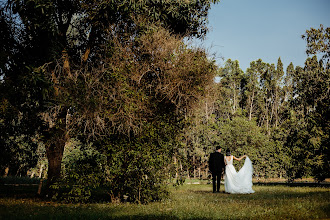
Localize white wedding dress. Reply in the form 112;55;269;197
224;156;255;194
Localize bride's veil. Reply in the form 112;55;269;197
237;156;254;187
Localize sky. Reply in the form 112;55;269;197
195;0;330;72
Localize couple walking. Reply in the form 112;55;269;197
208;143;255;194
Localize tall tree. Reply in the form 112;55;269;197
242;59;264;121
273;57;284;127
259;63;273;132
285;25;330;182
283;62;295;102
218;59;244;116
1;0;220;195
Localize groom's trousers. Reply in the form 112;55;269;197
212;171;223;192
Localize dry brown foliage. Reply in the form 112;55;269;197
43;26;217;139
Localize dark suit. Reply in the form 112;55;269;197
209;151;225;192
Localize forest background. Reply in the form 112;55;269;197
0;0;329;203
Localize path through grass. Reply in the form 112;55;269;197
0;184;329;219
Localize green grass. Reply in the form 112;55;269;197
0;183;329;219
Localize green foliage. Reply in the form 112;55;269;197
241;59;264;121
50;115;178;204
181;34;329;182
218;117;284;178
0;135;39;176
282;26;330;182
80;0;220;40
285;37;329;182
302;24;330;60
99;120;176;204
218;59;244;116
51;141;106;203
1;0;219;200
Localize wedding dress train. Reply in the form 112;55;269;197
224;155;255;194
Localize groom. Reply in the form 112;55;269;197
208;143;225;193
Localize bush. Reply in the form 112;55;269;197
102;137;172;204
51;142;107;203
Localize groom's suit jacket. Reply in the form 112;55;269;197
209;151;225;173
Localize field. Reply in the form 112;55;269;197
0;181;329;219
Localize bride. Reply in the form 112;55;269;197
224;149;255;194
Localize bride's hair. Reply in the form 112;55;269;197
226;149;231;156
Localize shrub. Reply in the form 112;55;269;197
51;142;106;203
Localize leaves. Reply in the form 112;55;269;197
302;24;330;61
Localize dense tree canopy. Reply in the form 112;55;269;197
0;0;220;202
177;25;329;183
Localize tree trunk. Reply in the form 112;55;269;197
249;91;255;121
46;142;64;184
37;179;44;195
265;99;270;134
39;164;44;178
173;156;178;178
4;167;9;177
193;156;196;178
233;82;236;114
44;129;68;194
82;26;96;63
275;88;280;127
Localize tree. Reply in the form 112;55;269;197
1;0;220;198
302;24;330;61
286;56;329;182
242;59;264;121
283;62;295;102
257;59;285;134
273;57;285;128
216;116;281;178
218;59;244;116
177;83;222;180
285;25;330;182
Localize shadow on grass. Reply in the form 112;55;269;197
0;196;215;220
192;190;227;194
0;211;217;220
189;185;329;203
0;184;112;202
0;184;39;199
254;182;330;187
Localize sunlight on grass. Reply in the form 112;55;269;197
0;184;329;219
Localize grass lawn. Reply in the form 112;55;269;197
0;183;329;219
